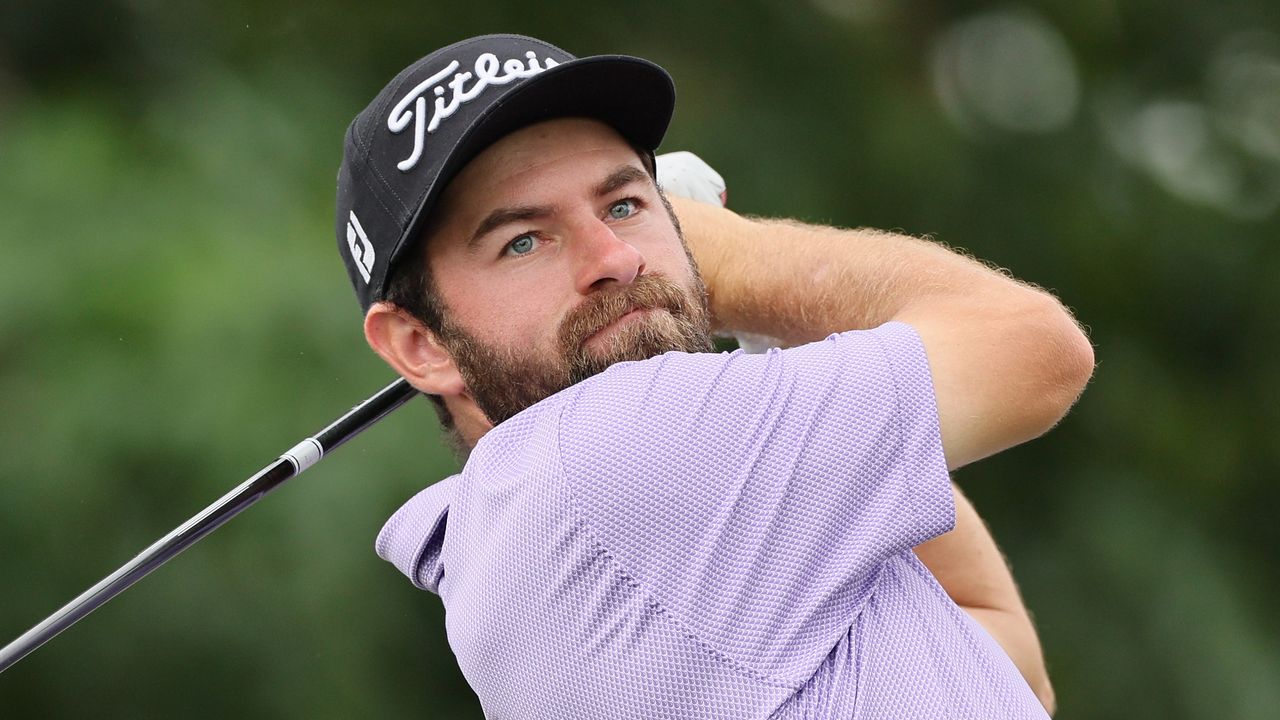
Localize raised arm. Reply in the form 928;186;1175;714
671;198;1094;471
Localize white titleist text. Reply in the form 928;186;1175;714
388;51;560;172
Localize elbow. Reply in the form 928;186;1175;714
1048;302;1095;408
1020;295;1095;436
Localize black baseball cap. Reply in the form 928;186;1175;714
336;34;676;313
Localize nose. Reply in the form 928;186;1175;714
571;216;646;294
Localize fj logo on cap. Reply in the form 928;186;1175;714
346;211;375;283
387;51;560;172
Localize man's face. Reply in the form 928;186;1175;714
423;118;714;425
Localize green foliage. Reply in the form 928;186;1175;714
2;1;1277;717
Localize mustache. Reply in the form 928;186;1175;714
440;270;712;428
556;274;694;353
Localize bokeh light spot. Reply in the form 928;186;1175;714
931;9;1080;135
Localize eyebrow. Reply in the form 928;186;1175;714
593;164;650;198
467;164;652;250
468;205;553;249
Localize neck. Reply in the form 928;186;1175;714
446;394;494;453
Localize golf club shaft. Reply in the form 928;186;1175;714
0;377;418;674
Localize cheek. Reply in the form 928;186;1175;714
643;232;699;285
432;254;523;336
445;276;564;350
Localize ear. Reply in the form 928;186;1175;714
363;302;466;397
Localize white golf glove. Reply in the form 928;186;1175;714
655;151;783;355
656;151;727;207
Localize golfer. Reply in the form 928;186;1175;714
336;34;1091;719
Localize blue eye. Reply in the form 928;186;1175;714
608;199;636;220
506;234;536;256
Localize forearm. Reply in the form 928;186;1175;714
673;198;1014;339
672;197;1094;469
914;484;1055;714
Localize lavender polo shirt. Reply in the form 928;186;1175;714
377;323;1049;719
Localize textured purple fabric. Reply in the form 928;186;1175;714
376;322;1049;718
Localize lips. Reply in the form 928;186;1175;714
585;306;653;345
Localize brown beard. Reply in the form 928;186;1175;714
435;272;714;426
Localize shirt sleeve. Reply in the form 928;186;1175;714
375;475;455;593
556;321;954;685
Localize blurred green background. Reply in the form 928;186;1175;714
2;0;1278;717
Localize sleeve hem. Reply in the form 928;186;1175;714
874;322;957;542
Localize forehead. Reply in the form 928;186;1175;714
433;118;649;223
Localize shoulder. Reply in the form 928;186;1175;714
558;323;932;460
554;324;937;526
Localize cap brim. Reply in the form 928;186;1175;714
388;55;675;288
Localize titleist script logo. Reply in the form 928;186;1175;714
388;51;561;172
346;211;375;283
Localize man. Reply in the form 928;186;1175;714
336;34;1091;718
